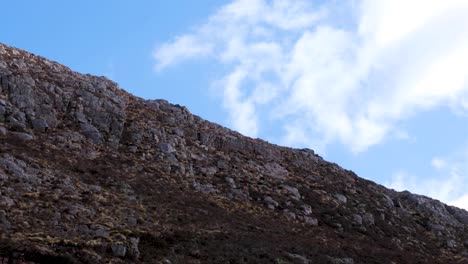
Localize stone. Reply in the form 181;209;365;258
158;143;175;153
225;177;236;188
31;118;48;132
362;213;375;225
94;229;110;238
0;210;11;229
127;237;140;260
335;194;347;204
217;160;227;170
127;217;138;226
264;196;279;208
0;196;15;207
9;131;33;141
281;185;301;199
300;205;312;215
327;257;354;264
304;216;318;226
111;243;127;257
193;182;217;194
230;189;249;201
0;126;6;136
352;214;362;225
80;123;102;144
283;210;296;219
285;253;310;264
446;239;457;249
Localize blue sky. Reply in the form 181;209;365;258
2;1;468;209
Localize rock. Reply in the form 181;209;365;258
281;185;301;199
31;118;48;132
225;177;236;188
9;131;33;141
80;123;102;144
230;189;249;201
352;214;362;225
94;229;110;238
446;239;457;249
285;253;310;264
201;166;217;176
158;143;175;153
300;205;312;215
327;257;354;264
335;194;347;204
127;216;138;226
127;237;140;260
428;223;445;232
111;243;127;257
264;196;279;208
0;156;24;176
283;210;296;219
381;194;394;208
0;196;15;207
217;160;227;170
0;210;11;229
304;216;318;226
264;163;288;180
193;182;217;194
0;126;6;136
362;213;375;225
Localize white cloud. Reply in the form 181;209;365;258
387;144;468;209
153;35;213;71
431;157;446;170
153;0;468;152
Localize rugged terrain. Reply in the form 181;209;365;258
0;43;468;263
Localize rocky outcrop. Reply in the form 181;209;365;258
0;42;468;263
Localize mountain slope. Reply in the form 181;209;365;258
0;43;468;263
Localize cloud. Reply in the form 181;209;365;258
386;143;468;209
153;0;468;153
153;35;213;71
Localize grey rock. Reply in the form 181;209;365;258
327;257;354;264
127;237;140;260
217;160;227;170
447;239;457;249
381;194;394;208
127;217;138;226
335;194;347;204
352;214;362;225
281;185;301;199
158;143;175;153
94;229;110;238
111;243;127;257
225;177;236;188
80;122;102;144
264;196;279;208
31;118;48;132
0;196;15;207
285;253;310;264
362;213;375;225
283;210;296;219
0;210;11;229
9;131;33;141
0;126;6;136
300;205;312;215
0;171;7;181
429;223;445;232
230;189;249;201
193;182;217;194
304;216;318;226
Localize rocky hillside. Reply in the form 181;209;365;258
1;42;468;263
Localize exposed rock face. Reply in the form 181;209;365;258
0;42;468;263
